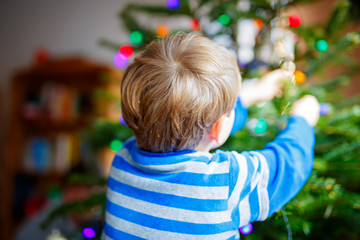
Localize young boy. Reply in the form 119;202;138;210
103;33;320;239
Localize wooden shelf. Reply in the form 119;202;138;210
22;118;93;134
2;57;112;240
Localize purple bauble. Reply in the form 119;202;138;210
320;103;330;115
113;53;128;68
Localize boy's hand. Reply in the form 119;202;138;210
240;69;292;107
291;95;320;126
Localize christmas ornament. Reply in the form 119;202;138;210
113;53;128;68
46;229;67;240
35;47;49;65
254;119;268;134
315;39;329;53
320;103;330;115
281;59;296;73
119;45;134;59
239;223;253;235
156;25;169;38
254;18;264;30
294;70;306;84
110;140;123;152
288;14;301;28
272;30;295;69
130;30;144;45
119;115;127;126
217;14;231;26
167;0;180;9
82;227;96;239
190;19;200;31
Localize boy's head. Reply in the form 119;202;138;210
121;32;241;152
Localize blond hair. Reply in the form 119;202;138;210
121;32;241;152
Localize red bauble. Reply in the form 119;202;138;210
190;19;200;31
288;14;301;28
119;45;134;59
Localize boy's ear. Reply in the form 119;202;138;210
210;116;227;144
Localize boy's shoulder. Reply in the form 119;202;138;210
116;137;249;175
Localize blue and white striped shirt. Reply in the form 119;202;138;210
103;98;315;239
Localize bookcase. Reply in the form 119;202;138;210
1;57;113;240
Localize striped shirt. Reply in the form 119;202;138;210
103;98;315;239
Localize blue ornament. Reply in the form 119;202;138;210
167;0;180;9
320;103;330;115
239;223;253;235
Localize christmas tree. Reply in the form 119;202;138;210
43;0;360;239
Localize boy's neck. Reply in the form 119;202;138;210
195;135;216;153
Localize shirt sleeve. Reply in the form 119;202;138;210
228;116;315;227
230;96;248;135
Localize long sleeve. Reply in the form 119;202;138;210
228;116;315;227
230;96;248;135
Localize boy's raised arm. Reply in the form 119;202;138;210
228;95;319;227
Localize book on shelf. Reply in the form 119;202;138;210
42;83;79;122
22;133;81;174
23;83;82;122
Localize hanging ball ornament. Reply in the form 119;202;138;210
167;0;180;9
110;140;123;152
239;223;253;235
294;70;306;84
281;59;296;73
320;103;330;115
113;53;128;68
119;45;134;59
288;14;302;28
156;25;169;38
218;14;231;26
82;227;96;239
315;39;329;53
190;19;200;31
130;30;145;45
